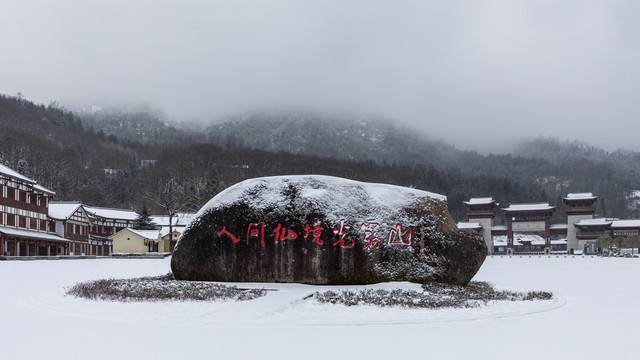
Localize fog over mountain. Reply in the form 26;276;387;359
2;92;640;225
1;1;639;153
75;105;640;223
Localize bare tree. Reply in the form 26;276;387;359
146;178;195;252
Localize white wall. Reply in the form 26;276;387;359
477;218;494;255
112;231;150;253
567;214;593;254
55;221;65;238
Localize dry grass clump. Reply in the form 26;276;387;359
66;273;266;302
313;281;552;309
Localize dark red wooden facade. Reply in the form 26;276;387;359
1;165;68;256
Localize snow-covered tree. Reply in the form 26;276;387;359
16;159;30;177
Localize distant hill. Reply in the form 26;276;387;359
0;94;137;206
77;105;205;145
0;94;538;221
203;112;640;221
4;93;638;223
205;112;461;167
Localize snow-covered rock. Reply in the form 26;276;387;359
171;175;486;285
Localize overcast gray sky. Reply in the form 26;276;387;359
1;1;638;152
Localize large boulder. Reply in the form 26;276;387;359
171;175;486;285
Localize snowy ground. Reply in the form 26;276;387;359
1;256;637;360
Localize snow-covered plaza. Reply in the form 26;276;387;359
1;256;637;360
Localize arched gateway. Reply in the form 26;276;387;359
502;203;554;255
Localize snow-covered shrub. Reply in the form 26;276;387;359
313;281;552;309
65;273;266;302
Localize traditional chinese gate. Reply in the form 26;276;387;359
502;203;555;255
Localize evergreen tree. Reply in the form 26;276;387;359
596;235;612;255
624;234;640;256
16;159;30;177
133;204;158;230
614;237;626;254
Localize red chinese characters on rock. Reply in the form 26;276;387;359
217;219;415;249
332;219;355;248
360;219;381;249
303;221;324;245
273;224;297;243
387;223;412;246
247;222;266;247
217;226;241;243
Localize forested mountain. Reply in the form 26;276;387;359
206;112;461;167
77;105;205;145
0;94;538;221
0;94;136;205
201;113;640;221
2;93;639;223
67;102;640;221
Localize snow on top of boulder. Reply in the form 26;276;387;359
195;175;447;225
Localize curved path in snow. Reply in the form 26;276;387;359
23;279;566;328
4;256;639;360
